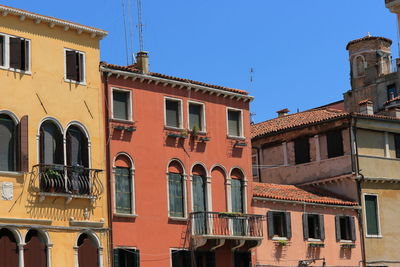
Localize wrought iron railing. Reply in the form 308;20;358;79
31;164;103;198
190;212;264;238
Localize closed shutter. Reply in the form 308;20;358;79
302;214;309;240
66;50;77;81
23;39;29;71
18;115;29;172
135;249;140;267
67;127;81;166
189;104;202;131
0;35;4;66
192;175;206;212
335;215;341;241
365;195;379;235
9;37;22;69
231;179;243;213
168;173;184;217
319;214;325;240
113;91;129;120
115;167;132;214
228;110;240;136
0;116;16;171
267;211;274;238
285;212;292;239
166;100;180;128
77;52;84;82
350;216;356;241
113;249;120;267
395;134;400;158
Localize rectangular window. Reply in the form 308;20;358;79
267;211;291;239
165;98;182;128
0;35;4;66
327;130;344;158
252;154;258;177
365;195;380;236
171;250;191;267
387;84;398;100
113;90;131;121
168;172;184;217
395;134;400;158
188;102;204;132
227;109;242;137
115;167;132;214
9;37;29;71
303;214;324;240
335;215;356;241
65;49;85;83
294;138;310;164
113;248;139;267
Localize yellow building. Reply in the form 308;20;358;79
0;5;109;267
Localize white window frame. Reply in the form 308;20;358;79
0;32;31;74
226;107;244;139
187;100;206;133
111;87;133;122
164;97;183;130
170;248;189;267
363;193;382;238
64;48;86;85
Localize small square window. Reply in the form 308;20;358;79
165;98;182;128
303;213;324;240
65;49;85;83
335;215;356;241
267;211;291;239
9;37;30;71
227;109;242;137
171;250;191;267
113;90;131;121
189;102;204;132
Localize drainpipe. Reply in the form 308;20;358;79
351;116;366;267
103;71;114;267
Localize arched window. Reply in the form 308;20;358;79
39;120;64;165
24;230;46;267
0;228;19;267
168;160;185;218
66;125;89;167
77;233;99;267
353;55;366;78
192;164;207;213
114;154;134;215
231;168;245;236
0;114;17;171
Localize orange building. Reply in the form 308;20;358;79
100;53;263;267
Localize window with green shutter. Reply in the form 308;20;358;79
113;90;131;121
227;109;242;137
113;248;140;267
168;172;184;217
267;211;291;239
335;215;356;241
115;167;132;214
65;49;85;82
365;195;380;236
0;35;4;66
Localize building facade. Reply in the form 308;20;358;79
0;5;109;267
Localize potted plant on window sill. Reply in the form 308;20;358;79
274;239;289;247
44;168;63;193
340;243;355;249
308;242;325;248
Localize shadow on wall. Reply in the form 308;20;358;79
306;247;321;259
340;247;352;259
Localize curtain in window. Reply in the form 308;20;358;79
189;104;202;131
66;126;88;167
113;91;129;120
0;116;16;171
228;110;240;136
40;121;63;165
168;172;184;217
166;100;179;128
115;167;132;214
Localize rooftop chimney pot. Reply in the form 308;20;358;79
136;51;149;74
358;99;374;115
277;108;290;118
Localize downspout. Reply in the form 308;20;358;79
103;71;114;267
351;116;366;267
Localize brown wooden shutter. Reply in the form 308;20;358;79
0;35;4;66
285;212;292;239
302;213;309;240
23;40;29;71
66;50;77;81
78;52;84;82
9;37;22;69
267;211;274;238
350;216;356;241
335;215;341;241
18;115;29;172
319;214;325;240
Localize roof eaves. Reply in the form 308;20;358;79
253;196;360;209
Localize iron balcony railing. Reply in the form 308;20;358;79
32;164;103;198
190;211;264;238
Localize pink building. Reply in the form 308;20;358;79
252;183;362;267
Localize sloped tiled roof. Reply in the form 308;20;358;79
101;63;249;95
251;108;349;139
346;35;392;50
253;183;358;206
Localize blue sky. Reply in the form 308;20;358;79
3;0;398;122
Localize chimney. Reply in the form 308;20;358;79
387;106;400;118
277;108;289;118
358;99;374;115
136;51;149;74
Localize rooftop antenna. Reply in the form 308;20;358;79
136;0;145;52
121;0;129;65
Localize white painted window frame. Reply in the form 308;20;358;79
64;48;86;85
169;248;189;267
164;96;184;130
226;107;244;139
0;32;31;74
166;159;188;220
187;100;206;133
111;87;133;122
363;193;382;238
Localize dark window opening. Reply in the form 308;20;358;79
303;214;324;240
228;109;241;137
387;84;398;101
113;90;130;121
0;115;17;171
252;154;258;177
66;126;89;168
0;35;4;66
335;215;356;241
114;248;140;267
294;138;310;164
9;37;29;71
189;103;203;131
165;99;181;128
365;195;379;236
234;251;251;267
39;121;64;165
395;134;400;158
267;211;291;239
171;250;191;267
168;172;184;217
327;130;344;158
66;50;84;82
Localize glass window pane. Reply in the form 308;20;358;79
115;167;132;214
113;91;130;120
228;110;240;136
169;172;184;217
0;116;16;171
365;195;379;235
189;103;203;131
166;100;180;128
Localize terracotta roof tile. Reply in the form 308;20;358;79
385;96;400;105
346;35;392;50
358;99;372;105
101;63;249;95
251;108;349;139
253;183;358;206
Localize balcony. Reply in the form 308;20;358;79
189;212;264;249
31;164;103;204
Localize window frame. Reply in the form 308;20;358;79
113;247;140;267
294;137;310;164
164;97;183;130
335;215;356;242
267;210;291;240
363;193;382;238
0;32;31;74
303;213;324;241
170;248;190;267
326;130;344;158
187;100;206;133
64;48;86;85
252;154;259;178
111;87;133;122
167;171;187;220
226;108;244;139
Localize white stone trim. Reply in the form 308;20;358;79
110;87;133;122
187;100;206;132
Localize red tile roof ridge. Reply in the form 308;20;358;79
385;96;400;105
253;182;358;206
100;62;249;95
358;99;372;105
353;112;400;121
